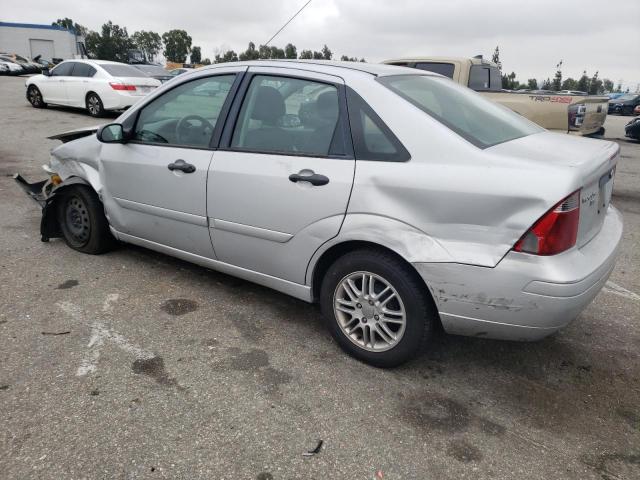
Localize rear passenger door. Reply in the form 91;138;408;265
65;62;97;107
207;67;355;284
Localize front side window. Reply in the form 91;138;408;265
379;75;542;148
415;62;455;79
51;62;74;76
231;75;344;156
134;75;236;148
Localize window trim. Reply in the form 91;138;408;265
126;72;244;151
345;86;411;163
218;71;355;160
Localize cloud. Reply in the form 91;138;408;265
5;0;640;88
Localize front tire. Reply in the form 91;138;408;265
320;249;435;368
27;85;47;108
86;93;104;117
56;185;116;254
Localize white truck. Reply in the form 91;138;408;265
383;56;608;136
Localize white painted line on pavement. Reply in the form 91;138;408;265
603;281;640;302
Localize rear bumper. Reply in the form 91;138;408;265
414;205;623;341
101;91;147;111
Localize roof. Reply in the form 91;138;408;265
0;21;75;33
199;59;428;78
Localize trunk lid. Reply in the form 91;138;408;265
488;131;619;247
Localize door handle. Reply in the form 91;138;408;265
167;159;196;173
288;171;330;186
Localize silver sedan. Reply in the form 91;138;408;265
17;60;623;367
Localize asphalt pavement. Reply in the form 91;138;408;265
1;75;639;479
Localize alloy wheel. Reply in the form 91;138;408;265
333;271;407;352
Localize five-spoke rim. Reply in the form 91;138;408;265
333;271;406;352
29;87;41;106
65;196;91;244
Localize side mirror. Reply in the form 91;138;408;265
41;68;50;76
97;123;126;143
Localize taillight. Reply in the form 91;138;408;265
109;82;136;91
514;191;580;255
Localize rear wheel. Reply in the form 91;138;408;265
27;85;47;108
57;186;116;254
86;93;104;117
320;249;435;368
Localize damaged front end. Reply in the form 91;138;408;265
14;126;100;242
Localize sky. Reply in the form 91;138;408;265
4;0;640;90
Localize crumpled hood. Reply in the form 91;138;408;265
48;125;101;143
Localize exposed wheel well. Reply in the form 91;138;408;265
310;240;441;327
85;91;99;101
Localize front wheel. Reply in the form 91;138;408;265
27;85;47;108
56;185;116;254
320;249;435;368
86;93;104;117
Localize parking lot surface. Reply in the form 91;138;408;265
1;75;639;479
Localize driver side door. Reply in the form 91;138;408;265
100;70;244;258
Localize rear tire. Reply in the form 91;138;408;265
86;93;104;117
56;185;116;254
320;249;435;368
27;85;47;108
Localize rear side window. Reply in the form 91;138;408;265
378;75;542;148
51;62;74;76
468;65;502;91
72;63;96;77
100;64;148;78
231;75;346;157
346;88;410;162
415;62;455;79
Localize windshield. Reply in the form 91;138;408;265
136;65;169;76
378;75;543;148
100;64;148;78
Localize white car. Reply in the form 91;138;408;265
25;60;161;117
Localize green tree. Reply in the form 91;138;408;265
258;45;285;59
284;43;297;59
491;45;502;71
162;29;192;63
501;71;520;90
238;42;260;61
132;30;162;62
299;49;313;59
552;60;563;91
52;18;87;36
312;50;324;59
577;71;590;92
321;44;332;60
191;46;202;64
603;78;614;93
85;21;133;62
541;78;552;90
215;49;238;63
589;71;603;95
561;78;579;90
201;58;211;65
527;78;538;89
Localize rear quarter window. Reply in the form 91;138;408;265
414;62;455;79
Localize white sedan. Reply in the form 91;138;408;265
25;60;161;117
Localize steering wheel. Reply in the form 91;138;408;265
175;115;214;145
